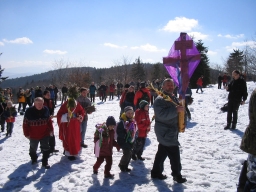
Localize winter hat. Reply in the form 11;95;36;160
124;106;133;113
125;84;130;89
106;116;116;127
139;100;148;109
140;82;146;88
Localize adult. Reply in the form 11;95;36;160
76;87;91;148
196;75;204;93
224;70;248;130
17;89;26;113
25;89;32;108
43;90;59;153
119;84;130;116
222;73;228;87
89;82;97;103
237;88;256;191
23;97;53;169
151;78;187;183
185;85;192;120
30;87;35;105
57;86;85;160
218;73;223;89
109;82;115;100
53;85;58;105
47;84;55;102
116;81;123;100
35;86;43;98
99;82;107;102
133;82;151;109
61;84;68;104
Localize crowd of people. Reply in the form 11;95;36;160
0;70;255;190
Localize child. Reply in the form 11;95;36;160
132;100;150;161
4;101;17;137
117;106;137;172
93;116;120;178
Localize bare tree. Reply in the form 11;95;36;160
51;59;71;86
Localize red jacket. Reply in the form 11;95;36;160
94;129;119;156
119;90;128;106
109;84;115;93
135;109;150;138
133;88;151;107
23;106;54;140
197;77;203;86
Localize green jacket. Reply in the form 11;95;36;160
240;89;256;155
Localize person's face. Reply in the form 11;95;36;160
44;92;51;99
232;71;240;80
126;110;134;119
128;87;134;92
7;102;12;108
81;90;88;97
34;100;44;110
163;81;175;94
108;125;115;130
144;104;149;111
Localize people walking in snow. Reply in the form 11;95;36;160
93;116;120;179
196;75;204;93
23;97;54;168
4;101;17;137
117;106;137;172
224;70;248;130
151;78;187;183
89;82;97;103
132;100;150;161
76;87;91;148
57;85;85;161
218;73;223;89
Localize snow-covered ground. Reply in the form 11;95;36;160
0;82;255;192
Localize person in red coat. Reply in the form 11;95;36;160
133;82;151;109
23;97;54;169
196;75;204;93
132;100;150;161
57;86;85;161
93;116;120;178
109;82;115;100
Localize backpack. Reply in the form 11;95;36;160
221;103;228;112
137;90;150;107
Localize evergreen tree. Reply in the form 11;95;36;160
130;57;145;81
225;49;244;74
190;40;210;88
0;53;8;87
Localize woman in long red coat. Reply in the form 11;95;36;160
57;98;85;161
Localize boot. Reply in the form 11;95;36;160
118;164;131;172
173;175;187;183
131;154;137;161
68;156;76;161
224;124;231;130
137;155;145;161
231;123;237;129
42;150;50;169
104;173;114;179
29;152;38;165
151;170;167;180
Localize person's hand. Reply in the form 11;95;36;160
77;115;83;122
176;105;184;112
241;101;245;105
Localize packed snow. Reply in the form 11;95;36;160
0;82;255;192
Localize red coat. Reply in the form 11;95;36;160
109;84;115;93
133;88;151;107
23;106;53;140
197;77;203;86
94;129;119;156
57;101;85;156
135;109;150;138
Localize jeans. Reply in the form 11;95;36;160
227;101;240;124
152;143;182;177
196;85;203;93
90;94;95;103
120;148;132;166
6;122;14;135
80;120;88;144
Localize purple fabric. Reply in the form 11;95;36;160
163;33;200;98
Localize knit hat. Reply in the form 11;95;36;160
106;116;116;127
124;106;133;113
139;100;148;109
140;82;146;88
125;84;130;88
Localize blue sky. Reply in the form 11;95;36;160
0;0;255;78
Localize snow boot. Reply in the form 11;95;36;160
42;150;50;169
137;156;145;161
224;124;231;130
131;154;137;161
29;152;38;165
231;123;237;129
173;175;187;183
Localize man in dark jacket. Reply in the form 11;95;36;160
23;97;54;169
224;70;248;130
61;84;68;104
151;78;187;183
218;73;223;89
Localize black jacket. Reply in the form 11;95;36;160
227;77;248;102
